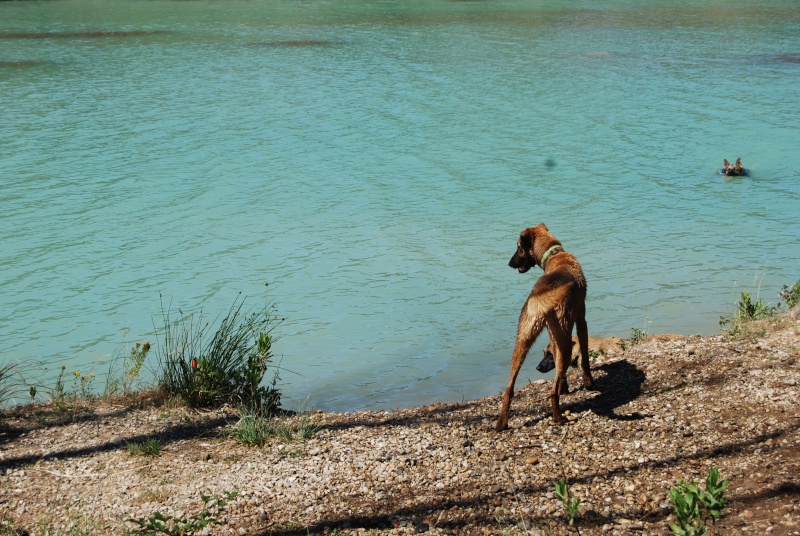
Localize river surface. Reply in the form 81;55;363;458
2;0;799;411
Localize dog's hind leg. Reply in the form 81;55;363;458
496;302;547;431
575;309;595;390
548;320;573;425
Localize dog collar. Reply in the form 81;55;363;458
540;244;563;270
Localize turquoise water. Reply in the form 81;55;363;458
1;0;799;411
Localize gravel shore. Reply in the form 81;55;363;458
2;311;799;535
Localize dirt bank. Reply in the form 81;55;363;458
1;313;799;535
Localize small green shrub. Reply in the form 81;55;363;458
620;327;647;351
778;279;800;309
126;438;162;457
720;291;779;336
554;478;580;526
669;466;729;536
127;488;237;535
155;294;281;412
735;292;776;321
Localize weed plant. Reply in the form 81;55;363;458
127;488;237;535
0;516;16;536
720;291;780;337
554;478;580;527
232;403;321;446
126;438;162;457
778;279;800;309
155;294;281;412
105;341;152;397
669;466;729;536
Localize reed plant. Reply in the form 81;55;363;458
0;362;19;411
154;294;281;412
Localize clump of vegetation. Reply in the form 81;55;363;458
778;279;800;310
721;279;800;338
0;362;19;411
155;294;281;412
232;403;321;447
669;466;729;536
105;341;152;398
126;438;162;457
620;319;650;350
720;289;781;338
0;515;18;536
554;478;580;526
127;488;237;535
735;292;777;322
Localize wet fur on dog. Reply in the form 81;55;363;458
496;223;596;430
723;158;746;176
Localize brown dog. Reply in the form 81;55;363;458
723;158;746;176
496;223;596;430
537;336;625;374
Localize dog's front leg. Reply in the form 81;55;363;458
496;349;525;431
496;319;542;431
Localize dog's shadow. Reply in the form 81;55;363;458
524;359;646;426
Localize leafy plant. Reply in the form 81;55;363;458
127;488;237;535
720;291;779;336
669;466;729;536
778;279;800;309
126;438;162;457
619;317;652;351
735;292;776;322
554;478;580;526
155;294;281;412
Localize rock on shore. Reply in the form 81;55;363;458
1;314;799;535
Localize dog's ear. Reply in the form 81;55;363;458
735;158;742;167
519;230;533;253
724;159;730;168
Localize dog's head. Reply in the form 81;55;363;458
537;340;578;373
536;344;556;373
508;223;560;274
723;158;745;176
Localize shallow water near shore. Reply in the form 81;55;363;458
1;0;799;412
